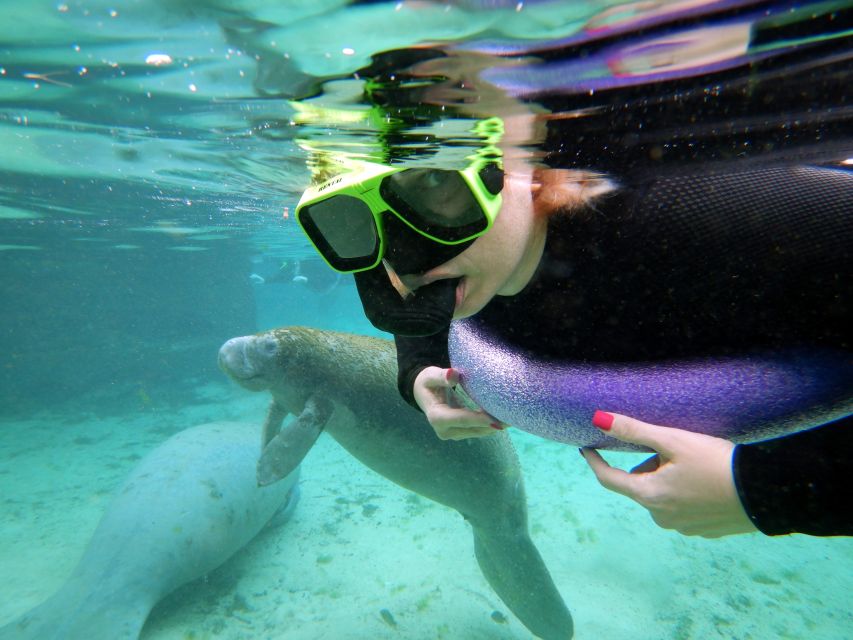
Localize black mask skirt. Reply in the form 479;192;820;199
354;210;474;336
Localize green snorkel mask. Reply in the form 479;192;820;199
295;117;505;336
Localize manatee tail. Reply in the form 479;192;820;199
472;527;574;640
466;474;574;639
0;583;149;640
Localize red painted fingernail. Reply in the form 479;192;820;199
490;422;503;430
592;410;614;431
445;368;456;382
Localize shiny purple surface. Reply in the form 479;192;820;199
449;317;853;451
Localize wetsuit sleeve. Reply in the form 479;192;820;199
732;415;853;536
394;329;451;410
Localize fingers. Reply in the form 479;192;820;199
579;447;646;500
582;411;757;539
415;367;507;441
417;366;458;398
431;402;504;440
592;410;682;458
415;367;456;411
431;406;504;440
581;411;682;501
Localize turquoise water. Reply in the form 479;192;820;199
1;1;851;639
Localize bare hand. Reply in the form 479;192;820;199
580;411;758;538
413;367;507;440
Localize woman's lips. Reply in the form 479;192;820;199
453;278;466;318
400;269;457;291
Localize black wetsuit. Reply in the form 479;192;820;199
395;164;853;537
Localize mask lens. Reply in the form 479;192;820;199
300;195;379;270
381;169;488;241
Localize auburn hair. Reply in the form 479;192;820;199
531;167;615;217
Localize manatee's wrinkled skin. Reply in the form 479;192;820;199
0;422;300;640
450;316;853;451
219;327;574;640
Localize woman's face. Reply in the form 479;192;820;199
400;170;546;319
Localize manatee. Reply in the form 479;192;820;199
0;422;300;640
218;326;574;640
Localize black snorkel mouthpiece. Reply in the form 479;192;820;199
354;211;471;336
354;268;459;336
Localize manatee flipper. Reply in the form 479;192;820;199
261;401;288;450
257;396;333;487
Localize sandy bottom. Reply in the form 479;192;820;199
1;380;851;640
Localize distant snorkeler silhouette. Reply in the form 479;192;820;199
250;258;342;295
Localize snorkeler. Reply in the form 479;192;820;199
250;258;342;295
293;122;852;538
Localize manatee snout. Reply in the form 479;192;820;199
218;335;279;390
